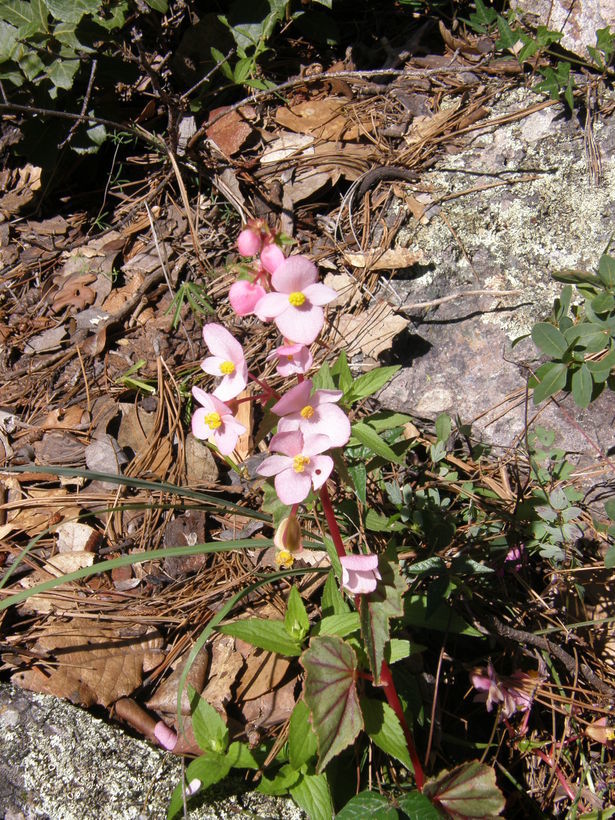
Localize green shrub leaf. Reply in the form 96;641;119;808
571;363;593;408
361;696;413;771
336;791;398;819
343;365;400;406
531;362;567;404
190;685;229;753
288;698;318;769
531;322;568;357
290;772;334;820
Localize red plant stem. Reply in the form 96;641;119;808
247;371;280;401
319;485;347;559
380;661;426;791
319;484;426;791
533;750;575;800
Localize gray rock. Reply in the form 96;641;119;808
0;683;302;820
379;87;615;464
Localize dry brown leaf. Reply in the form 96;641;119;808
51;272;97;313
24;326;67;355
275;98;369;141
235;644;290;702
234;387;253;462
84;434;128;487
206;106;255;157
34;431;86;466
185;433;219;483
260;133;314;164
0;164;42;216
331;301;407;360
343;247;423;270
44;551;95;575
55;521;102;553
404;102;462;146
241;676;296;730
146;647;209;716
200;634;244;711
12;622;164;707
40;406;88;430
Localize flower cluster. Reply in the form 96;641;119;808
191;224;381;592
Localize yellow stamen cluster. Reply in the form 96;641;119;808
204;412;222;430
219;360;235;375
275;549;294;569
293;454;310;473
300;405;314;419
288;291;306;307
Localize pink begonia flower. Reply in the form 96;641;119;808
192;387;246;456
257;430;333;505
237;228;262;257
272;379;351;449
266;342;313;377
340;554;381;595
254;255;336;345
260;242;285;274
200;323;248;401
229;280;267;316
471;662;536;720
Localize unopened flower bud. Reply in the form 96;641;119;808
237;228;262;257
260;243;285;273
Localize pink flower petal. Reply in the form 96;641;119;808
254;291;292;321
229;280;266;316
271;255;318;293
202;323;244;362
302;282;337;306
200;355;226;377
301;403;350;449
301;434;334;457
154;721;178;751
192;407;214;439
275;303;324;345
275;468;312;504
260;243;285;273
214;419;246;455
192;386;216;412
306;454;333;489
340;554;380;571
272;380;313;416
212;368;247;401
269;429;304;457
312;389;343;405
257;454;292;477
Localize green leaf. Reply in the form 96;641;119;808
336;791;399;819
233;55;253;84
564;321;611;352
301;635;363;772
605;499;615;521
343;365;400;406
348;462;367;503
331;350;353;393
225;741;261;769
312;360;335;390
467;0;497;33
167;750;232;819
313;0;332;7
359;559;406;685
404;595;481;636
321;570;349;617
285;585;309;641
423;761;505;817
46;57;80;90
435;412;452;442
552;268;602;286
598;253;615;288
289;698;318;769
211;46;234;80
571;363;593;408
190;685;229;753
351;422;403;464
361;696;413;771
44;0;100;23
531;322;568;357
364;509;405;532
0;20;18;60
605;545;615;569
290;771;334;820
145;0;168;11
397;790;443;818
312;612;360;638
218;619;303;656
531;362;567;404
257;763;301;795
367;410;413;433
495;16;518;51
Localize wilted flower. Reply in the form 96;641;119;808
471;662;539;720
340;554;381;595
200;323;247;401
272;379;351;449
257;430;333;505
274;514;303;555
254;255;336;345
192;387;246;456
585;718;615;748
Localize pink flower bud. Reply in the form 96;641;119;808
260;243;285;274
154;720;178;751
237;228;262;257
229;280;267;316
274;514;303;555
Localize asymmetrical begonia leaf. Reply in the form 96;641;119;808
359;558;406;684
422;760;506;818
301;635;363;771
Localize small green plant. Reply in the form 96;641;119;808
115;359;156;395
166;282;214;329
528;248;615;407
